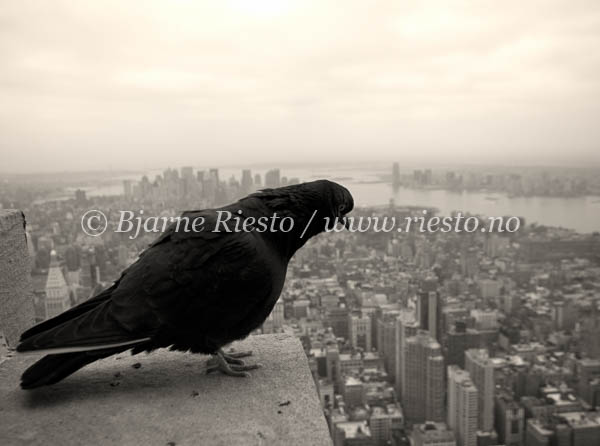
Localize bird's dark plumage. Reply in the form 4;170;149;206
18;180;353;388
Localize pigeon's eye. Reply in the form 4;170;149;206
338;204;346;214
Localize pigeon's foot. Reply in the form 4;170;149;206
206;349;261;377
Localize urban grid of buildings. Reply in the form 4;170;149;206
1;164;600;446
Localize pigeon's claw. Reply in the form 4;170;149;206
221;349;253;365
206;349;261;377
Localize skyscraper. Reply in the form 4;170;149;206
417;289;441;341
180;166;194;179
44;250;71;319
263;297;284;333
208;168;219;184
265;168;280;188
327;306;350;340
494;392;524;446
403;330;444;422
575;357;600;407
394;310;419;397
241;169;253;194
377;310;399;382
326;345;341;391
349;312;372;351
428;291;440;341
465;349;495;432
447;366;478;446
392;162;401;188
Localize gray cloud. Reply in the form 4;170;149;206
1;0;599;172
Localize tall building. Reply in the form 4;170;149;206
394;311;419;397
326;345;340;389
443;322;499;368
447;366;478;446
377;311;399;382
44;250;71;319
417;289;441;341
471;309;498;330
369;404;403;446
74;189;87;205
403;331;444;422
64;246;80;272
241;169;253;193
292;299;310;319
328;306;350;340
465;349;495;432
478;279;502;300
79;248;95;289
349;312;372;351
427;291;440;341
392;162;401;188
265;169;281;188
270;298;284;327
575;357;600;407
263;298;285;333
494;392;524;446
208;168;219;184
180;166;194;179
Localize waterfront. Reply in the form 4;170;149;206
78;165;600;234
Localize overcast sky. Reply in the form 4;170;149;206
1;0;599;172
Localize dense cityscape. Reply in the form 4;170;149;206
389;164;600;198
2;164;600;446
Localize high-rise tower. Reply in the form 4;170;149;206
403;330;444;422
448;366;478;446
465;349;495;432
44;250;71;319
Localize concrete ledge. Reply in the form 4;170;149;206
0;334;332;446
0;209;34;347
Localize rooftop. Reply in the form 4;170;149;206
335;421;371;438
413;421;455;442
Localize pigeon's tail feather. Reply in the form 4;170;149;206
17;338;152;356
20;347;127;389
17;298;154;388
17;300;151;354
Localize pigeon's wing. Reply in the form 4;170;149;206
19;281;119;341
112;213;275;336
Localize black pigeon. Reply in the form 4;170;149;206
17;180;353;389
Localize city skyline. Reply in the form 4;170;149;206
2;162;600;445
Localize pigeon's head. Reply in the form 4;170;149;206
296;179;354;235
247;179;354;255
248;179;353;237
315;179;354;223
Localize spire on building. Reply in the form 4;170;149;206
44;250;70;319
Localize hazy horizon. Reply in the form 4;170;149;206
2;1;600;173
3;159;600;178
